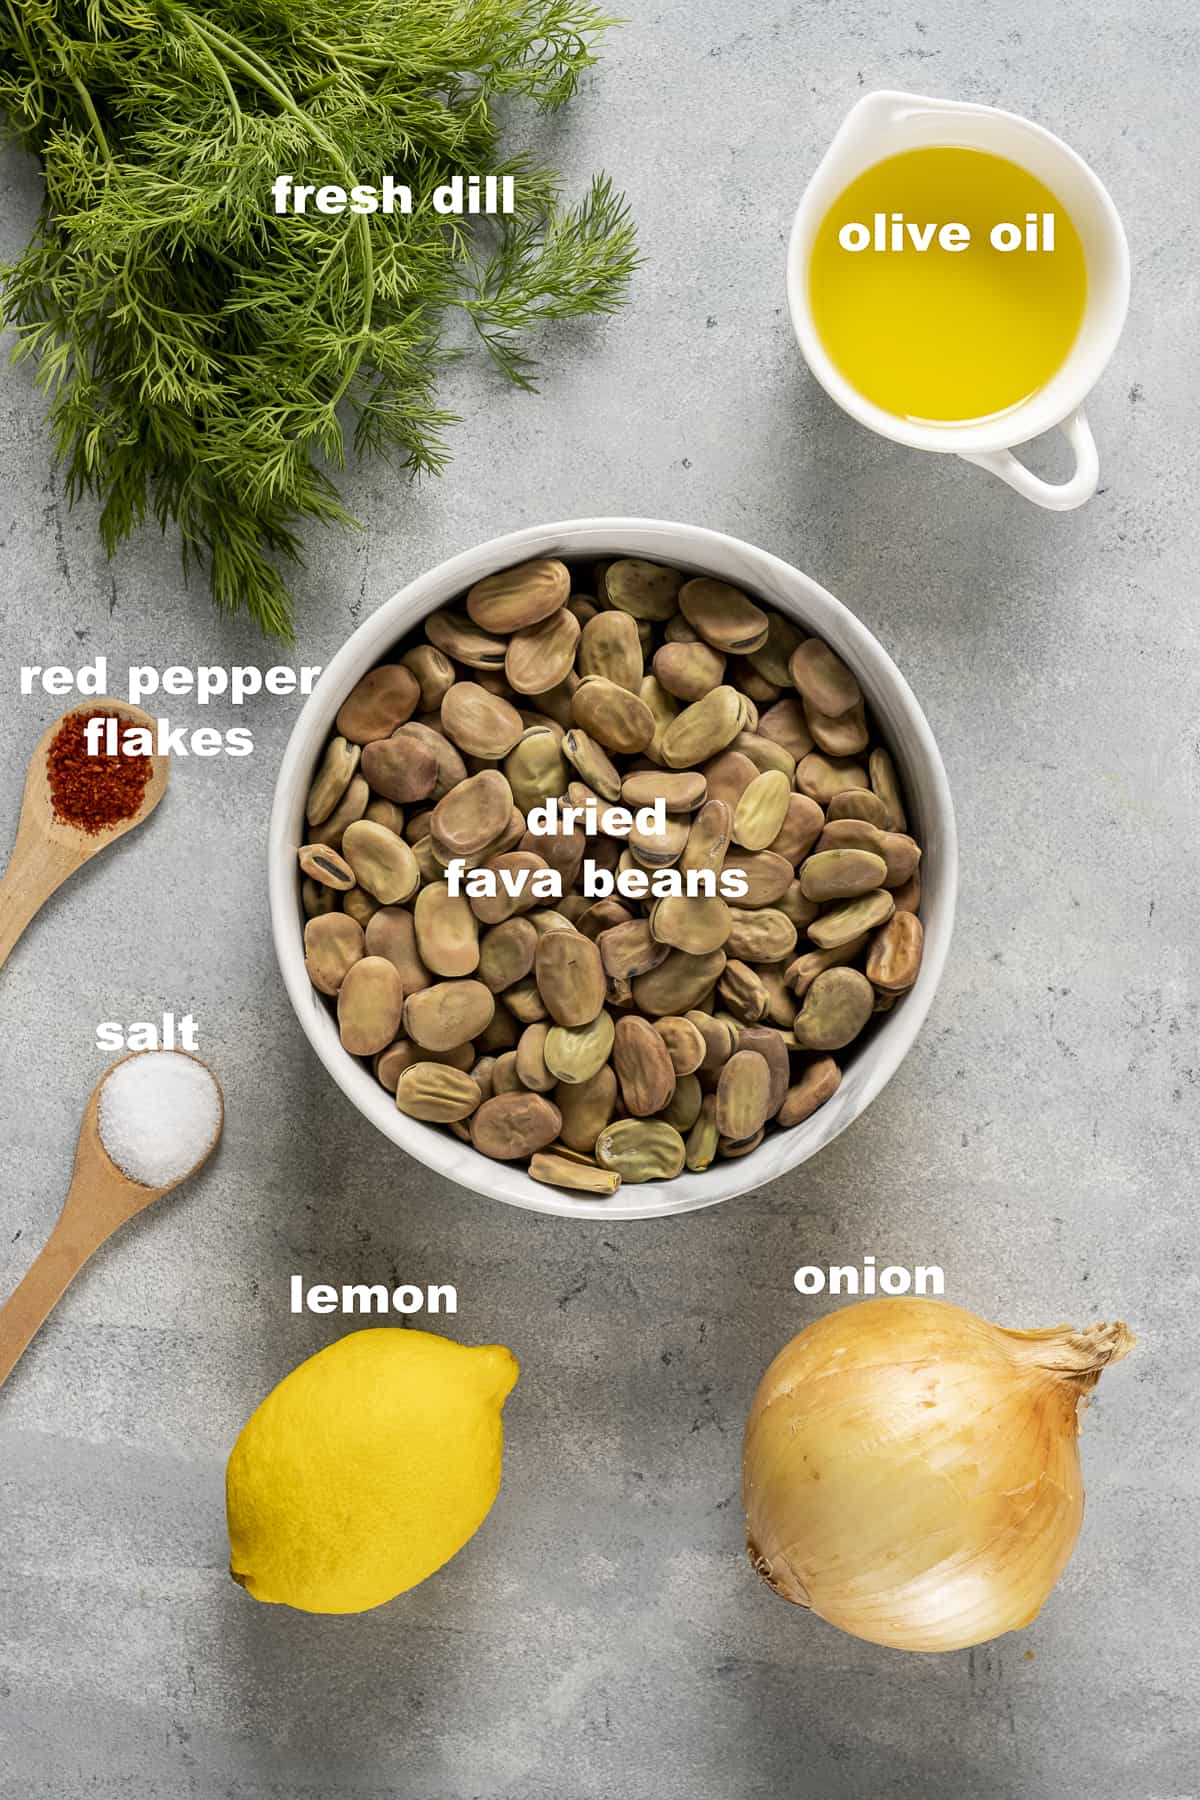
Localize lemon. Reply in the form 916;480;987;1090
226;1328;518;1614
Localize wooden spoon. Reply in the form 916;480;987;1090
0;1052;223;1388
0;699;168;975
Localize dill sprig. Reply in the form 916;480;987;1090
0;0;637;636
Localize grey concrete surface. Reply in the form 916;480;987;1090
1;3;1197;1796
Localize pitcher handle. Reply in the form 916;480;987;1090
959;410;1099;512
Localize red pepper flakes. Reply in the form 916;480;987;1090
46;709;153;834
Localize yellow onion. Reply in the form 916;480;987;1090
742;1296;1133;1653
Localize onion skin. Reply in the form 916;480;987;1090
742;1297;1133;1653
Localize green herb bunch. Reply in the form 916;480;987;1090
0;0;636;635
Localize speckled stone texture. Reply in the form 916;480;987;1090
1;3;1197;1796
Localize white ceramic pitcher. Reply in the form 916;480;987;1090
787;91;1130;511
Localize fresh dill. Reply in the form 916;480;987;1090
0;0;637;636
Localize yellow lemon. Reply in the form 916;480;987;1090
226;1328;518;1614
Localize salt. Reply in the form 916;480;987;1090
97;1052;223;1188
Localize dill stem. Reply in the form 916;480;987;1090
188;12;374;409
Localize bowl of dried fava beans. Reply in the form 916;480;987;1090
269;519;957;1219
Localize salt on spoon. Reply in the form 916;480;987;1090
0;1050;224;1388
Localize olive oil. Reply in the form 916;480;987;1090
809;146;1087;424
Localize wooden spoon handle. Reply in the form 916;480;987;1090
0;1204;112;1388
0;832;77;975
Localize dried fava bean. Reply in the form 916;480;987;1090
441;683;524;760
869;746;908;832
715;1049;772;1141
891;869;921;915
561;727;622;802
866;912;924;992
299;844;355;890
594;1118;686;1182
478;916;538;992
303;877;338;917
662;1073;703;1133
579;611;644;692
790;637;862;716
778;1056;842;1127
685;1096;719;1171
719;1127;764;1158
470;1092;562;1160
808;889;895;949
470;1055;497;1104
365;798;405;834
701;749;758;812
571;676;656;755
725;907;797;963
637;675;680;763
503;976;547;1024
621;769;706;812
535;930;606;1026
424;610;507;670
554;1065;618;1151
468;851;553;925
679;798;733;877
661;686;744;768
650;894;731;956
785;937;869;998
505;729;570;814
757;697;815;762
306;736;361;826
515;1022;556;1092
343;886;380;927
342;820;421;905
577;899;633;940
633;948;727;1017
431;770;514;859
733;657;780;705
793;967;874;1051
604;558;683;621
530;1153;621;1196
613;1015;677;1117
378;1040;475;1089
506;607;581;696
544;1009;615;1084
734;732;795;781
800;848;888;902
653;1015;707;1076
395;1065;482;1123
309;773;369;849
599;918;670;980
628;813;689;870
736;1025;790;1118
337;956;404;1057
402;644;456;713
746;613;803;689
491;1051;522;1093
653;640;727;702
336;664;421;745
361;732;438;804
687;1009;737;1080
826;786;890;827
398;721;467;802
717;959;769;1024
679;579;769;654
467;558;570;634
404;979;495;1051
795;752;870;805
414;881;479;977
814;817;921;888
754;962;797;1030
732;769;791;851
305;913;364;995
729;849;793;908
778;883;820;930
803;696;869;758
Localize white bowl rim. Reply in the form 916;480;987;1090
269;517;958;1221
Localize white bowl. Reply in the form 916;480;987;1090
269;519;957;1221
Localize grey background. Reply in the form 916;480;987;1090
1;1;1196;1796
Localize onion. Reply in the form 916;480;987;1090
742;1297;1133;1653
